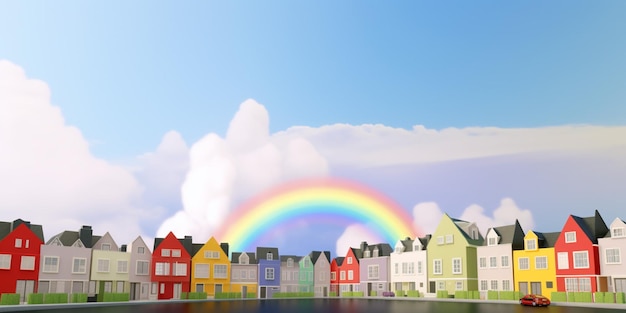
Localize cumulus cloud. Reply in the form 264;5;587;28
459;198;534;236
273;123;626;168
156;99;329;242
412;202;445;235
0;60;150;244
335;224;384;257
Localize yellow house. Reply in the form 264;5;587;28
513;230;559;297
191;237;231;296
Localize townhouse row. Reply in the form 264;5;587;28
1;209;625;302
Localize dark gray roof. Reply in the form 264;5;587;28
450;215;484;246
256;247;279;260
280;255;301;262
334;257;345;266
534;231;560;248
0;219;45;243
309;251;331;264
231;252;258;264
571;210;609;244
419;235;432;249
364;243;393;257
399;237;414;252
487;220;525;250
48;231;101;248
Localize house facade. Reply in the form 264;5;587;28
427;214;483;295
330;257;343;296
280;255;301;292
152;233;192;300
38;225;94;298
554;210;609;293
191;237;230;296
297;255;313;293
477;221;525;299
390;236;429;296
598;218;626;292
126;236;154;300
90;232;131;300
0;220;45;303
513;230;559;295
338;247;361;295
257;247;280;298
311;251;331;297
359;242;392;296
230;252;257;298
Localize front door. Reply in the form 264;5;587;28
130;283;138;300
530;282;541;295
215;284;222;295
519;282;528;295
173;283;182;299
429;281;436;294
16;280;35;303
260;286;267;298
323;287;328;297
242;286;248;298
367;283;372;296
615;279;626;293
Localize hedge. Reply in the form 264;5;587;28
406;290;420;298
183;292;207;299
487;290;498;300
329;291;337;297
102;293;130;302
273;292;314;298
436;290;449;298
214;292;239;299
370;290;377;297
568;292;592;303
471;291;480;299
395;290;406;297
341;291;364;297
246;293;256;299
550;292;567;302
455;291;467;299
0;294;20;305
616;292;625;304
27;293;44;304
71;293;88;303
44;293;68;304
499;291;522;300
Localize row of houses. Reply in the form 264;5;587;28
1;209;625;302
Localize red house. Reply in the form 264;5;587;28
554;210;609;293
151;232;194;299
337;246;362;295
0;219;44;302
330;257;343;296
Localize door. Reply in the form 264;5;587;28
367;283;372;296
598;277;608;292
429;281;436;294
141;283;150;300
16;280;35;303
130;283;138;300
173;283;182;299
323;287;328;297
530;282;541;295
72;281;84;293
242;286;248;298
215;284;222;295
519;282;528;295
260;286;267;299
196;284;204;293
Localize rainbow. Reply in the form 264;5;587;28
214;177;419;253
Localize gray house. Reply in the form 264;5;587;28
230;252;258;298
310;251;331;297
280;255;301;292
39;225;98;298
358;241;393;296
124;236;155;300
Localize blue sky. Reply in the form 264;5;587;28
1;1;626;255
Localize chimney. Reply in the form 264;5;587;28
79;226;93;248
182;235;193;255
220;243;229;256
360;241;368;253
120;244;127;252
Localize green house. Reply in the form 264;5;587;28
298;255;314;292
427;214;484;296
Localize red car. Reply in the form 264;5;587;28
519;294;551;307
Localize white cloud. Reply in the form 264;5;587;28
412;202;444;235
459;198;535;236
335;224;384;257
273;123;626;168
0;60;152;245
157;99;329;243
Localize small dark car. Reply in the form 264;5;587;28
519;294;551;307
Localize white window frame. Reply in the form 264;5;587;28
433;259;442;275
97;259;110;273
161;249;170;257
488;237;497;246
605;248;621;264
1;254;13;269
445;234;454;244
368;265;379;279
557;252;569;269
489;256;497;268
479;257;487;269
15;238;22;248
525;239;536;250
437;236;444;245
565;231;577;243
20;255;35;271
612;227;625;238
480;280;488;291
174;262;187;276
490;280;498;291
573;251;589;269
347;257;352;264
72;258;87;274
455;281;463;290
501;255;510;268
42;256;60;273
265;267;275;280
452;258;462;274
171;249;182;258
155;262;170;276
136;260;150;275
348;270;354;280
518;257;529;270
214;264;227;279
535;256;548;269
117;260;128;273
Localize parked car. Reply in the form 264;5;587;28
382;291;395;297
519;294;551;307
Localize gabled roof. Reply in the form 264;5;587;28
280;255;301;262
153;234;197;256
349;247;363;261
449;215;484;246
419;235;432;248
570;210;609;244
309;251;331;264
398;237;414;252
0;219;45;243
256;247;279;260
534;231;560;248
334;257;345;266
364;243;393;257
485;220;525;250
231;252;258;264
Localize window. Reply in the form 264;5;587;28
445;234;454;244
214;264;227;278
101;243;111;251
433;259;442;275
535;256;548;269
546;281;553;288
347;257;352;264
437;281;445;290
394;246;403;253
606;248;621;264
518;257;529;270
204;251;219;259
161;249;170;257
565;231;577;243
489;256;497;268
437;236;444;245
174;263;187;276
613;227;625;238
525;239;536;250
501;255;510;268
116;281;124;292
25;240;29;248
573;251;589;269
479;257;487;269
287;258;294;267
502;280;511;291
136;260;150;275
171;249;181;257
490;280;498;290
266;252;273;260
402;262;408;274
373;248;379;257
72;258;87;273
117;260;128;273
456;281;463;290
452;258;462;274
414;244;421;251
160;283;165;294
15;238;22;248
155;262;170;276
250;269;256;279
265;268;274;280
239;254;249;264
488;237;497;246
368;265;379;279
331;272;336;281
43;256;59;273
340;271;346;280
394;263;399;274
557;252;569;269
348;270;354;280
19;255;35;270
363;250;371;258
137;247;145;254
195;264;209;278
240;270;247;279
417;261;423;274
480;280;488;291
565;278;591;292
97;259;110;272
304;259;311;268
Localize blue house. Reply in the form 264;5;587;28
257;247;280;298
